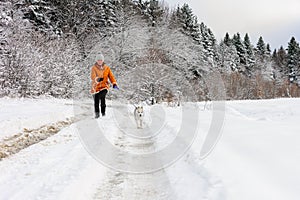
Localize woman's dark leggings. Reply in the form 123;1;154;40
93;89;108;115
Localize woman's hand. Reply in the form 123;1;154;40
113;84;119;90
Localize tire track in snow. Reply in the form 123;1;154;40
91;104;225;200
0;107;90;160
0;118;75;160
92;108;177;200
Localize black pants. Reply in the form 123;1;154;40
93;89;108;114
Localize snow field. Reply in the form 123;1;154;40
204;98;300;200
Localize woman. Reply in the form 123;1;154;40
90;59;118;118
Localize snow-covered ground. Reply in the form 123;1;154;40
0;97;299;199
0;98;75;140
205;98;300;200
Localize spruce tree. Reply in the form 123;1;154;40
272;46;287;79
256;36;266;57
277;46;287;67
172;3;201;44
224;32;231;46
243;33;255;72
200;22;217;59
232;33;246;65
89;0;118;32
138;0;164;26
287;37;300;83
148;0;164;26
191;17;201;43
179;3;195;35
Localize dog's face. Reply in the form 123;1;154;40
135;106;144;117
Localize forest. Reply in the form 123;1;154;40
1;0;300;102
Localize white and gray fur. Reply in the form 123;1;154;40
134;105;144;129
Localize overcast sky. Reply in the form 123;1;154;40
165;0;300;50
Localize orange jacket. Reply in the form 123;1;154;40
90;64;117;94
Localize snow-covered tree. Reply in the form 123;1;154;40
223;32;231;46
217;40;240;73
243;33;255;74
174;3;201;43
88;0;118;31
287;37;300;83
0;0;38;97
255;36;267;59
21;0;62;35
200;22;217;59
273;46;287;75
112;24;205;102
178;3;193;33
134;0;164;27
0;0;12;96
232;33;246;66
146;0;164;26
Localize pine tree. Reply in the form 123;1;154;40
170;3;201;44
232;33;246;65
191;17;201;43
85;0;118;33
272;46;288;81
22;0;62;35
287;37;300;83
276;46;287;68
256;36;266;58
224;32;231;46
200;22;217;59
179;4;195;35
136;0;164;26
147;0;164;26
243;33;255;72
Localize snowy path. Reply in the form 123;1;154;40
75;103;224;199
1;98;299;199
0;100;223;200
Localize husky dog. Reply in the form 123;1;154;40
134;105;144;129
